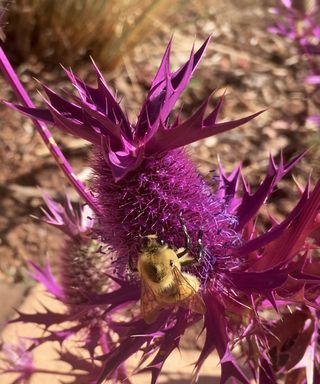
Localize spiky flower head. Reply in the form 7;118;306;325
8;36;261;181
35;194;109;304
3;38;320;384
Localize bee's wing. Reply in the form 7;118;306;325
140;278;162;324
172;268;206;315
187;292;206;314
171;267;195;300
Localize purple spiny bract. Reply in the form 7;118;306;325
1;37;320;384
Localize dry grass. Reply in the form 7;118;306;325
2;0;190;69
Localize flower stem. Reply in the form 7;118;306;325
0;46;100;214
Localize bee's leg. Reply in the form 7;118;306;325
128;255;138;272
196;229;204;262
177;213;191;258
179;255;197;267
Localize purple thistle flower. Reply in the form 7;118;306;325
269;0;320;52
1;37;320;384
0;341;35;383
35;193;110;304
12;194;131;383
269;1;320;130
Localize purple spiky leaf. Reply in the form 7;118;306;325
28;260;64;300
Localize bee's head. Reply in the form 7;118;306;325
139;244;180;284
140;234;166;252
143;262;166;283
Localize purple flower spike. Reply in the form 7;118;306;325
28;260;64;300
5;37;263;181
41;192;94;238
0;341;35;383
2;38;320;384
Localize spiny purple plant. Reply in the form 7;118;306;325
270;0;320;127
0;37;320;384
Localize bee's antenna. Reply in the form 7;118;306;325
196;230;204;262
177;212;190;258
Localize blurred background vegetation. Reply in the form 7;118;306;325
2;0;193;69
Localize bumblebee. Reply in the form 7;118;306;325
130;219;206;323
